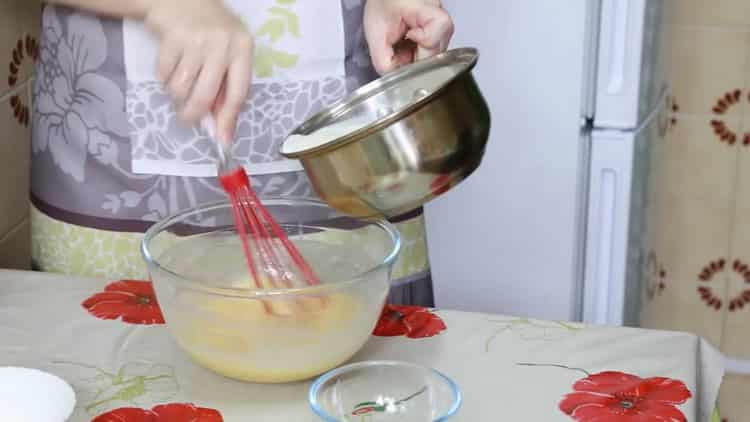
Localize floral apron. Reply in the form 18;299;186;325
30;3;434;306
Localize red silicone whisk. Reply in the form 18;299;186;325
202;117;321;294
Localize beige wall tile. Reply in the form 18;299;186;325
639;115;736;346
639;274;728;347
0;80;31;235
719;373;750;422
653;115;738;279
668;0;750;27
661;114;739;200
670;27;750;116
0;1;40;96
0;218;29;270
723;126;750;358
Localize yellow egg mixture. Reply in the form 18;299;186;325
171;291;377;383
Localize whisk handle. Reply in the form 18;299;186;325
219;167;251;192
201;115;242;175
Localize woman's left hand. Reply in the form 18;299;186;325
364;0;454;75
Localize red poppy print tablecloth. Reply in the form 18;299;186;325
0;270;724;421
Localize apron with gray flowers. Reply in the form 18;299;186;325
31;2;433;306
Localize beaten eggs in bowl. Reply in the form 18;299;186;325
141;197;400;383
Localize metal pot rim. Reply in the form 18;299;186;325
280;47;479;159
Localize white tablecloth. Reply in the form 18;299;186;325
0;270;724;421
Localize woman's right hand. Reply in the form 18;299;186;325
143;0;253;143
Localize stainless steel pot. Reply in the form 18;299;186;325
280;47;491;219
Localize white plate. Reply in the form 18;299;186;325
0;367;76;421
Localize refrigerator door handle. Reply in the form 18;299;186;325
582;135;635;326
595;0;648;128
604;0;630;94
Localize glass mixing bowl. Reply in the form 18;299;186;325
141;197;401;383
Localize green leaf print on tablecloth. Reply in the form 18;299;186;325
255;0;300;77
52;360;178;415
485;318;583;352
350;386;428;421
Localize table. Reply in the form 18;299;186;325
0;270;724;421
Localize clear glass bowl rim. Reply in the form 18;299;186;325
141;196;402;299
308;360;462;422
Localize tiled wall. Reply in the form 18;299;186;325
0;0;40;270
639;1;750;420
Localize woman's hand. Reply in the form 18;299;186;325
144;0;253;143
364;0;454;75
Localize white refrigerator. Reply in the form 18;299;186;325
425;0;671;326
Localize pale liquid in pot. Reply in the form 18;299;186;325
280;65;462;156
157;233;388;383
